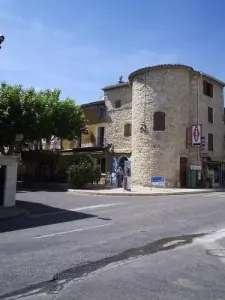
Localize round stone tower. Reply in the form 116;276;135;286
128;64;194;187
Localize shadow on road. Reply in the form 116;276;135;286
0;200;96;233
17;181;69;192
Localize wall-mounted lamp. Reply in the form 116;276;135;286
140;123;146;133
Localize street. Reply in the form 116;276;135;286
1;190;225;299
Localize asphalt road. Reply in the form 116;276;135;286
1;190;225;299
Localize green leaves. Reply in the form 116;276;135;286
0;82;84;150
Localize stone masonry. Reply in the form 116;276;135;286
103;64;225;187
103;82;132;153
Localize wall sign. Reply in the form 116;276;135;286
190;165;201;171
192;124;201;147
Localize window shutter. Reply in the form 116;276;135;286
153;112;166;131
208;107;213;123
203;80;207;95
208;133;214;151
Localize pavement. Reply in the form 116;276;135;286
1;189;225;299
69;184;225;196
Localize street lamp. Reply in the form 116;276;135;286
0;35;5;49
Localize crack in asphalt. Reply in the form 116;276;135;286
0;232;206;299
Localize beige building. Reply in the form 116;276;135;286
102;64;225;188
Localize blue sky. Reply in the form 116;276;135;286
0;0;225;104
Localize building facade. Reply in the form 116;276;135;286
102;64;225;188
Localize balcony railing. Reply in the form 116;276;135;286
79;137;107;148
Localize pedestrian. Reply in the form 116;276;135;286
116;166;123;187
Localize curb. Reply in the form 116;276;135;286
68;189;225;197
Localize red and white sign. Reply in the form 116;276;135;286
192;124;201;146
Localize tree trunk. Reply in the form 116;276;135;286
60;139;64;150
34;141;39;151
8;144;14;155
0;146;5;155
39;139;43;151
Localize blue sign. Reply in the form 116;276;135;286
151;176;165;185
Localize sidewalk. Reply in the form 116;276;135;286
0;206;28;220
68;185;225;196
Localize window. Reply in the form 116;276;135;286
208;133;214;151
208;107;213;123
115;99;121;108
153;112;166;131
97;107;105;119
96;158;106;173
203;80;213;98
124;123;132;137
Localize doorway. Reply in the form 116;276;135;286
179;157;188;188
0;165;6;206
118;156;128;170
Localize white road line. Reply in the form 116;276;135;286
204;193;224;197
34;223;112;239
70;203;125;211
30;203;124;218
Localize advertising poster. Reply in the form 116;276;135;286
124;160;131;191
111;157;117;184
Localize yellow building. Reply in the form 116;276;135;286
77;100;108;181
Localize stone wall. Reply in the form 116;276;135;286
104;84;132;152
131;68;192;187
102;65;225;188
198;76;224;161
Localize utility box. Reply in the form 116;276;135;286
186;168;197;188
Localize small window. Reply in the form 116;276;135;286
124;123;132;137
208;107;213;123
115;99;121;108
203;80;213;98
208;133;214;151
153;111;165;131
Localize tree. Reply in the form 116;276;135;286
0;82;24;153
53;97;85;149
0;82;85;153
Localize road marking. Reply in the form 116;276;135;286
204;193;224;197
30;203;124;218
34;223;112;239
71;203;124;211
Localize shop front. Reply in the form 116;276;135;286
109;153;131;186
202;160;222;188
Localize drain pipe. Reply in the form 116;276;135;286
197;72;203;181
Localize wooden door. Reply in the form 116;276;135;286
180;157;188;188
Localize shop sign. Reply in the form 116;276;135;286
151;176;165;187
191;165;201;171
192;124;201;147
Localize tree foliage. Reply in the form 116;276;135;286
68;154;101;188
0;82;85;153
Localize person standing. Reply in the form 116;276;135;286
116;166;123;187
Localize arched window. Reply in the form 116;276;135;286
153;111;166;131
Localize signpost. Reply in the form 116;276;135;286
151;176;165;190
192;124;201;147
